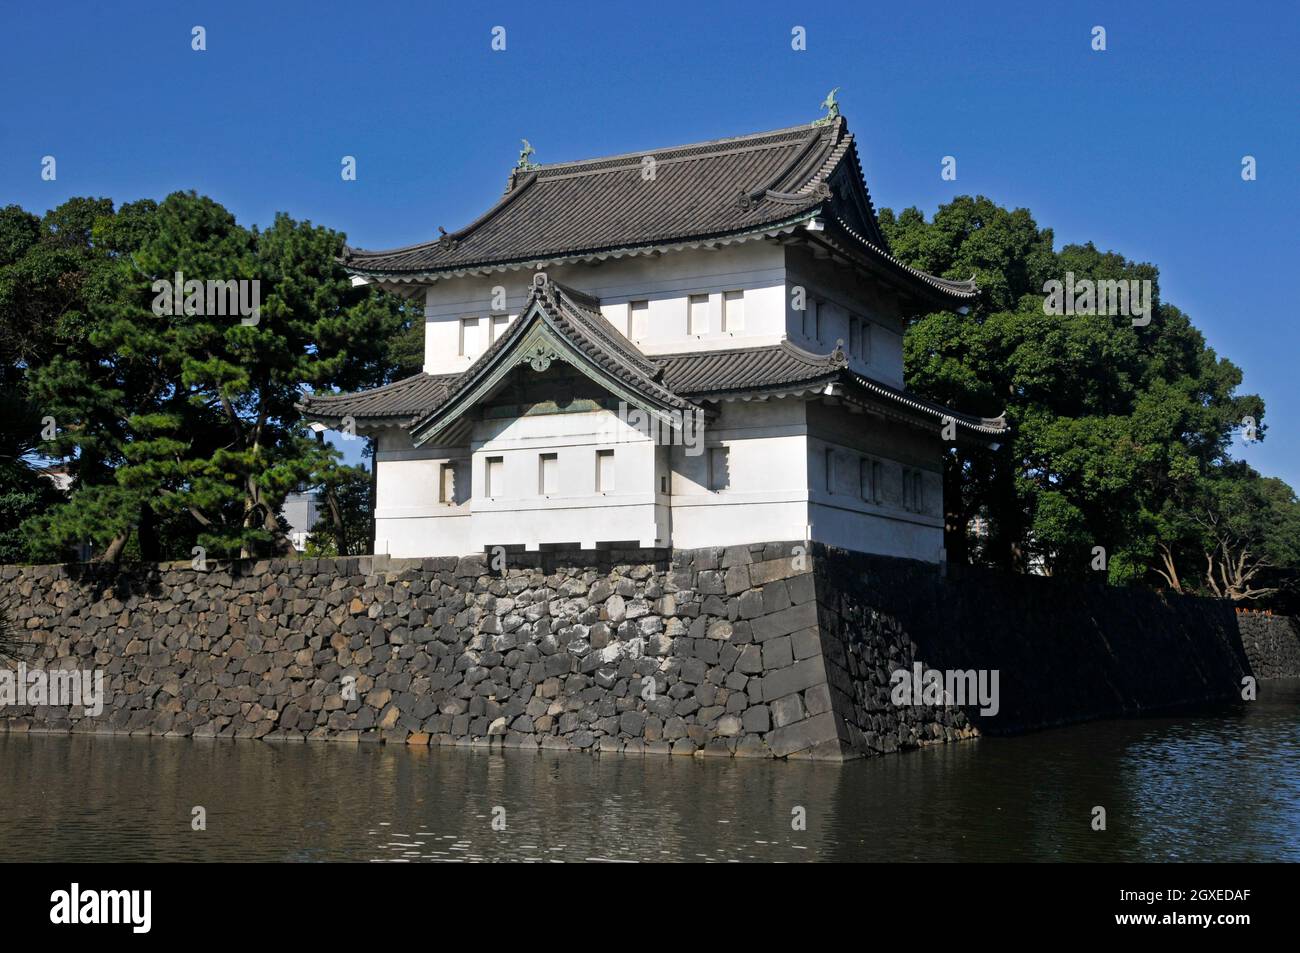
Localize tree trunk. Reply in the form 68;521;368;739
96;530;130;565
324;484;347;556
138;501;160;562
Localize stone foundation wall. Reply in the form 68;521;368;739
812;549;1251;758
0;545;1258;761
1;544;844;759
1237;611;1300;679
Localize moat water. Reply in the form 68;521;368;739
3;680;1297;863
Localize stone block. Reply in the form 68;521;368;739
766;711;839;758
749;602;818;643
755;656;825;702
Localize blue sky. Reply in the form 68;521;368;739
3;0;1297;484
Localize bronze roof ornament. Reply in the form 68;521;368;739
812;88;840;127
516;138;539;171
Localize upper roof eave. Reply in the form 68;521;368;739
339;215;820;283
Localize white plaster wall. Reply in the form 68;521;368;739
368;395;946;561
784;245;907;388
807;503;944;562
416;237;913;387
669;399;812;549
371;428;473;557
420;242;789;375
469;408;667;550
804;402;945;562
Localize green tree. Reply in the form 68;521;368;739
880;196;1272;588
26;191;409;561
0;198;147;562
305;463;374;557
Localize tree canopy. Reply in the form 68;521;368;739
2;192;419;563
880;195;1295;601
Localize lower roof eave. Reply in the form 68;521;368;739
829;381;1007;446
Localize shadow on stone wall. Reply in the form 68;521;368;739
1236;609;1300;679
813;547;1252;759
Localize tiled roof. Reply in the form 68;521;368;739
819;216;978;301
342;123;836;277
659;343;1005;435
297;371;458;426
301;324;1007;439
659;341;845;395
337;118;976;308
844;370;1007;436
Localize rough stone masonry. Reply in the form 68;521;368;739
0;543;1262;760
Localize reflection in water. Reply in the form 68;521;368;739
3;681;1297;862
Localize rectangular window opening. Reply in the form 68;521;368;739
722;290;744;332
689;294;709;336
485;456;503;499
596;449;615;493
439;462;457;504
459;316;482;357
539;453;558;496
902;468;924;512
491;314;510;343
630;300;649;339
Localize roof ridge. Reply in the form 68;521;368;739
656;340;841;365
547;280;666;380
526;122;826;176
